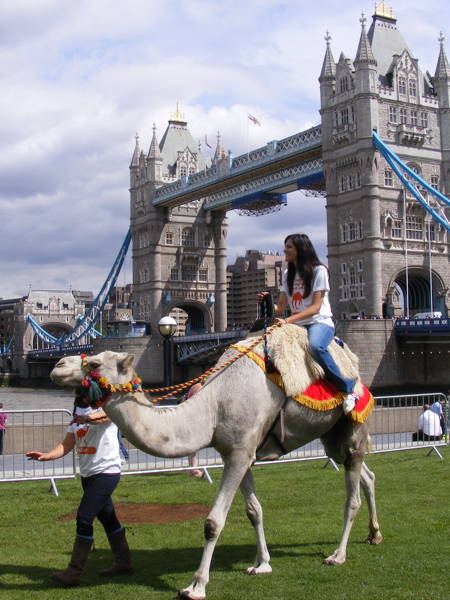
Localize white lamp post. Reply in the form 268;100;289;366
158;316;177;386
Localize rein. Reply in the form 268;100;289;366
78;321;283;405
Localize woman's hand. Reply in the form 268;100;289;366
26;451;50;461
256;291;269;303
71;414;90;425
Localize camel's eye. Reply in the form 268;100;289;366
89;360;101;369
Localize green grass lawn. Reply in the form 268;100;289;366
1;447;450;600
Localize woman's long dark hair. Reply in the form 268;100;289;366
285;233;324;297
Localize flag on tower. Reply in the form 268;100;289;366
204;134;212;148
248;114;261;126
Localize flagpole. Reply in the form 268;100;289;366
246;116;249;161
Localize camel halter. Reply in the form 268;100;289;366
78;321;283;405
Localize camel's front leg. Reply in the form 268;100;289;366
179;451;254;600
239;469;272;575
360;461;383;545
324;459;362;565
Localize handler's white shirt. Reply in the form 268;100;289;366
68;406;121;478
281;265;334;328
418;410;442;437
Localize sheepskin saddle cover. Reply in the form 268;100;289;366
236;323;363;399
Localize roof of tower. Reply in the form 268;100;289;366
355;13;377;66
435;32;450;80
319;31;336;80
147;124;162;160
367;4;432;91
129;134;140;168
159;106;205;174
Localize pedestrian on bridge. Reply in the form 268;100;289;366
26;394;133;587
257;233;359;414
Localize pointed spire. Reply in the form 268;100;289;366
129;133;140;168
148;123;162;160
319;31;336;81
435;32;450;80
355;12;377;66
213;130;221;163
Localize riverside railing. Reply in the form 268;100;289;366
1;393;447;491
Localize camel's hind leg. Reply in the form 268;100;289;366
239;469;272;575
179;450;254;600
360;461;383;545
324;458;363;566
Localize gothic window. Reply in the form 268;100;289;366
348;174;354;190
398;77;406;95
181;266;196;281
165;231;173;245
425;222;436;242
203;234;210;248
384;169;394;186
405;215;423;240
392;219;402;238
341;223;349;242
341;262;347;274
170;267;179;281
182;227;195;247
351;106;355;123
411;110;418;126
399;108;407;124
430;175;439;190
340;77;349;93
420;112;428;128
341;108;349;125
188;166;195;175
389;105;397;122
198;268;208;282
334;112;338;128
180;165;187;177
356;171;361;187
408;79;417;98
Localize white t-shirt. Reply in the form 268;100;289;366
68;405;121;478
281;265;334;328
418;410;442;437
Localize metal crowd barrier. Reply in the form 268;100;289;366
0;394;447;492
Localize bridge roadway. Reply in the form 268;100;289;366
152;124;324;210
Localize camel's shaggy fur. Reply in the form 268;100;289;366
240;323;362;397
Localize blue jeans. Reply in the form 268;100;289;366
305;323;355;394
77;473;122;538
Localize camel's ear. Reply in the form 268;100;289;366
117;353;135;373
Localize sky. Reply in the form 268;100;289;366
1;0;449;299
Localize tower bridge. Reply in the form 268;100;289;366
4;2;450;390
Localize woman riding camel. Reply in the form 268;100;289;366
258;232;358;414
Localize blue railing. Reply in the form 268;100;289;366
395;318;450;336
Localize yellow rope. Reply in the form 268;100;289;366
100;322;283;404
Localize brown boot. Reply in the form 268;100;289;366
99;528;134;576
51;536;93;587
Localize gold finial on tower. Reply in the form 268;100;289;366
170;101;186;123
374;1;395;20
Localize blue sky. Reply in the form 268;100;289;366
1;0;449;298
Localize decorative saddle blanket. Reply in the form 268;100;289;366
231;324;373;424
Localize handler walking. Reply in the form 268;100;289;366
26;395;133;587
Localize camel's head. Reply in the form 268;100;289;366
51;351;136;406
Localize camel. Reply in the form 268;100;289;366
50;331;382;600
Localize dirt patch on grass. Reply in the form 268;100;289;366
61;503;211;524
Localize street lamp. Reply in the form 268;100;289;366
158;316;177;387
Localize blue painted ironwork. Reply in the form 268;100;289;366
395;317;450;336
27;230;131;348
0;337;14;356
27;344;94;359
372;131;450;232
174;329;247;363
153;125;323;210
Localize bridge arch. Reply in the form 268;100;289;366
31;322;81;349
385;267;447;318
167;300;213;335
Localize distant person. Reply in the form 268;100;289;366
181;382;203;478
26;395;133;587
430;399;446;436
413;404;442;442
0;403;7;455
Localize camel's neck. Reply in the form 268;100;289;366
103;386;217;458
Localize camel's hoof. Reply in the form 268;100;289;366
246;564;272;575
366;532;383;545
178;590;205;600
323;554;346;566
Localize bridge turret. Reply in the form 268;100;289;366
353;13;379;136
433;34;450;196
147;124;163;184
129;134;141;189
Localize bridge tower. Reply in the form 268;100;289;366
320;2;450;319
130;107;228;336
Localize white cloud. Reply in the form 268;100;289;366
1;0;449;299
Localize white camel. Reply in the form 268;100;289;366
50;331;382;600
